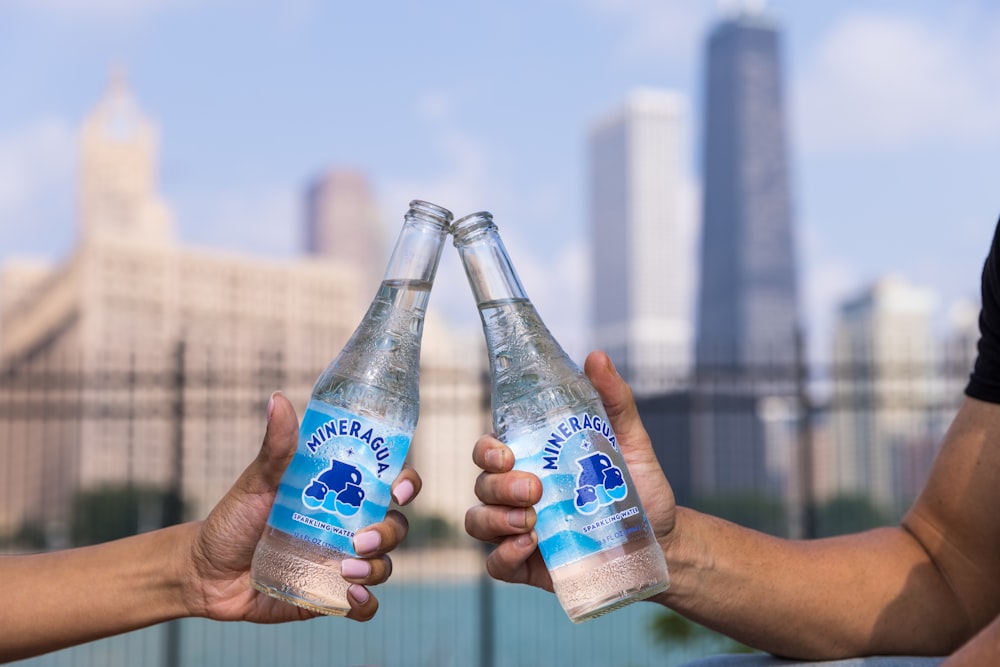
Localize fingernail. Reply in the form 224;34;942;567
513;477;532;503
266;391;279;424
506;508;527;529
348;584;370;604
353;530;381;555
515;531;535;548
341;559;371;579
485;447;503;470
606;355;620;377
392;478;415;505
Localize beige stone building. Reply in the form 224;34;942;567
0;75;484;546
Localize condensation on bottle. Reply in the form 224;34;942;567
452;210;670;623
249;199;453;616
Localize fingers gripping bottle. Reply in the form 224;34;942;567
250;200;453;615
453;211;669;623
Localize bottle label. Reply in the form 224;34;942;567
265;400;411;556
507;410;648;570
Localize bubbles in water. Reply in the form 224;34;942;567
376;334;399;351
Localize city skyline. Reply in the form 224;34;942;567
2;1;998;362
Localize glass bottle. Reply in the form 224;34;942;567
453;210;669;623
251;199;453;615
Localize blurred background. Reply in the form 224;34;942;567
1;0;998;665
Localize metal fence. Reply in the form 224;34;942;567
0;343;975;666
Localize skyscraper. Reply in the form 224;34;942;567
675;9;802;521
589;88;694;395
305;168;386;294
832;275;938;515
695;9;799;379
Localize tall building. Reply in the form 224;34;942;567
674;9;802;520
0;75;485;544
305;168;386;295
695;9;799;378
589;88;694;395
832;275;939;515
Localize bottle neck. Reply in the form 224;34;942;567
381;200;453;284
452;211;528;305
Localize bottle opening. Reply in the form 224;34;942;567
452;211;495;245
407;200;454;229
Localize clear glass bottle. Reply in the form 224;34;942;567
453;211;669;623
251;199;453;615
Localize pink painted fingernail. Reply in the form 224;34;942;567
341;559;371;579
392;479;415;505
348;584;370;604
353;530;381;555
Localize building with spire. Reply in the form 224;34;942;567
0;74;484;544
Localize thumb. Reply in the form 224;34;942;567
249;391;300;493
583;350;676;538
583;350;650;452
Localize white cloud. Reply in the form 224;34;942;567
794;10;1000;154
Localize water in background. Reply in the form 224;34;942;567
16;580;729;667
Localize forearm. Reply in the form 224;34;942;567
0;522;200;663
654;507;970;660
941;612;1000;666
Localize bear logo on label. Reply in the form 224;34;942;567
574;452;627;515
302;459;365;517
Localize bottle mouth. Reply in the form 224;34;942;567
408;200;454;228
451;211;495;245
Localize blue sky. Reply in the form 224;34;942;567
2;0;999;361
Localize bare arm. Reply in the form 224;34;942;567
0;392;421;664
1;523;200;662
662;393;1000;656
467;352;1000;660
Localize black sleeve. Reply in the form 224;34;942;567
965;216;1000;402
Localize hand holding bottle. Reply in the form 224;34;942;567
453;209;670;622
0;391;421;664
465;350;677;597
189;391;421;624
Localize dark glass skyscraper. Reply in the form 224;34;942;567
695;11;800;379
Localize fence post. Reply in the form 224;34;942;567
795;327;817;539
163;340;185;667
478;368;495;667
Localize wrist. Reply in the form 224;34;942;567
169;521;210;619
649;506;700;610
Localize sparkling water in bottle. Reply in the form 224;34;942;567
250;199;453;615
453;211;669;623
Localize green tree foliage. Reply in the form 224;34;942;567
649;610;754;654
814;494;891;537
400;513;455;549
690;493;789;537
70;484;176;546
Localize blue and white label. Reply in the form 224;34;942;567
508;410;644;569
266;400;411;556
